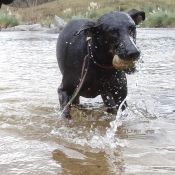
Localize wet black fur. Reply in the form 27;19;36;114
56;10;145;119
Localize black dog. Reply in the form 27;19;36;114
0;0;13;8
56;10;145;119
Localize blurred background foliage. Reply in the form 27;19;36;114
0;0;175;28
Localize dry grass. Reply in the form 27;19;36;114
1;0;175;26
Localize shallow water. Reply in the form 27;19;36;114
0;29;175;175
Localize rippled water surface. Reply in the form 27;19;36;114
0;29;175;174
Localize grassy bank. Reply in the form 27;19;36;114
0;8;21;29
142;6;175;27
1;0;175;28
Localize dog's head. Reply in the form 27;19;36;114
74;10;145;72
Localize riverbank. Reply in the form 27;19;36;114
0;15;67;33
0;0;175;29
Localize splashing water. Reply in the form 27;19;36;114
51;98;128;150
104;98;128;149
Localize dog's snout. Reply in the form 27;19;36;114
117;34;141;61
127;49;140;61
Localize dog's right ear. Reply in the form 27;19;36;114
74;21;101;37
128;9;145;25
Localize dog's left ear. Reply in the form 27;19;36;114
128;9;145;25
74;21;102;37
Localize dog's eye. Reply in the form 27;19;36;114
129;26;136;43
108;30;118;36
129;26;136;36
129;26;136;32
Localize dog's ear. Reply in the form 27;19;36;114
128;9;145;25
74;21;101;37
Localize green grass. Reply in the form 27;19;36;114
0;13;20;28
1;0;175;28
142;6;175;27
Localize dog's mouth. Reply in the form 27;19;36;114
112;55;135;70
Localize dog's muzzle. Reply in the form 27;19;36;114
112;55;135;70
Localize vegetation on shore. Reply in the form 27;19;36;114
142;5;175;27
0;0;175;29
0;8;21;29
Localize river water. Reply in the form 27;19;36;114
0;28;175;175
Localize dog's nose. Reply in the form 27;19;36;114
127;49;140;61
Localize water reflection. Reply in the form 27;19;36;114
0;29;175;174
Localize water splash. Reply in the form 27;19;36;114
87;119;126;149
52;99;128;150
104;97;128;148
